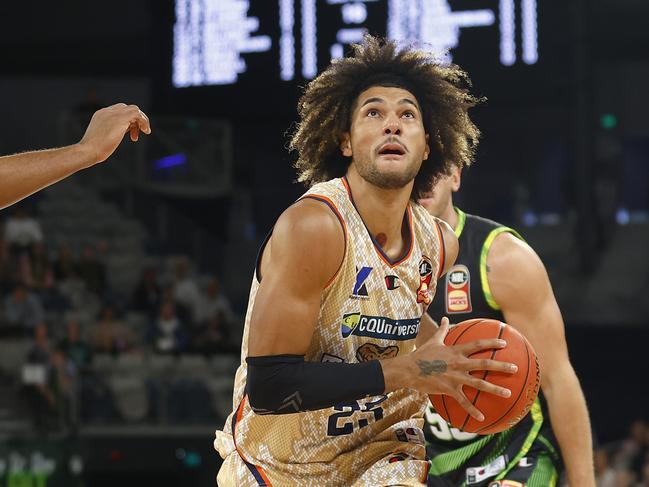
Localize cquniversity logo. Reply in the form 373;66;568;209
340;313;420;340
341;313;361;337
351;266;373;299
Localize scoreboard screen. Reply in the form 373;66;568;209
172;0;539;88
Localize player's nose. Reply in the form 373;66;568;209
383;114;401;135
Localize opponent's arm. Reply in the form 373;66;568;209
0;103;150;210
488;233;595;487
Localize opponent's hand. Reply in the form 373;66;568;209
78;103;151;166
410;317;517;421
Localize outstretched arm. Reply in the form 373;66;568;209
488;233;595;487
0;103;150;210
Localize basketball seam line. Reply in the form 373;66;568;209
441;319;482;427
475;333;532;434
460;322;505;431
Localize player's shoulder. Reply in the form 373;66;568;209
272;198;345;257
488;231;547;282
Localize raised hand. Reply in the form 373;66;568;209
78;103;151;166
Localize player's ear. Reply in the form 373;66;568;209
423;133;430;161
451;165;462;192
340;132;352;157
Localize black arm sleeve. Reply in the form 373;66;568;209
246;354;385;414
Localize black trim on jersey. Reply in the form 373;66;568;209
254;195;347;283
254;229;274;283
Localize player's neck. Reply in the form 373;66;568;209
345;169;411;257
441;202;459;230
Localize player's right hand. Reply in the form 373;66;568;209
410;317;517;422
78;103;151;166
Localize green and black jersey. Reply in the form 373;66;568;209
425;208;561;487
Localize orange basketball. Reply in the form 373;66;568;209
429;318;540;435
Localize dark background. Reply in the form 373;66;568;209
1;1;648;485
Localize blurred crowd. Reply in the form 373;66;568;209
0;204;238;432
596;420;649;487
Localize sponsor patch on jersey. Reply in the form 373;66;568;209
466;455;507;484
488;481;524;487
340;313;420;340
395;427;424;445
351;266;373;299
385;274;400;290
356;343;399;362
446;264;472;313
321;353;344;363
416;256;434;305
518;457;534;468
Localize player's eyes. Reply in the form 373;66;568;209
402;111;415;119
366;109;380;118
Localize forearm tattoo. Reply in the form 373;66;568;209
417;359;447;375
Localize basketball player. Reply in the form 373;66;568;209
419;166;594;486
214;36;518;487
0;103;150;210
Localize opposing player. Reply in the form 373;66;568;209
0;103;150;210
214;36;518;486
419;165;594;486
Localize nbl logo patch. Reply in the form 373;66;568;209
446;264;472;313
351;266;373;299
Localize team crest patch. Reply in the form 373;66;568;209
416;256;434;305
446;264;472;313
351;266;373;299
356;343;399;362
340;313;420;340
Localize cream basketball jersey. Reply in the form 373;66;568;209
215;177;445;487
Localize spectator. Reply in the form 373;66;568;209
88;305;137;354
3;282;45;331
196;276;234;327
172;259;201;323
23;324;56;429
3;207;43;256
614;420;648;477
52;244;77;281
77;244;107;296
595;448;616;487
192;310;229;354
131;266;161;318
612;469;636;487
639;458;649;487
0;237;19;293
147;301;188;354
60;318;93;370
23;242;55;290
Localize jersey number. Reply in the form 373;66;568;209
425;409;478;441
327;395;388;436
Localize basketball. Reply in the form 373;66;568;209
429;318;541;435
